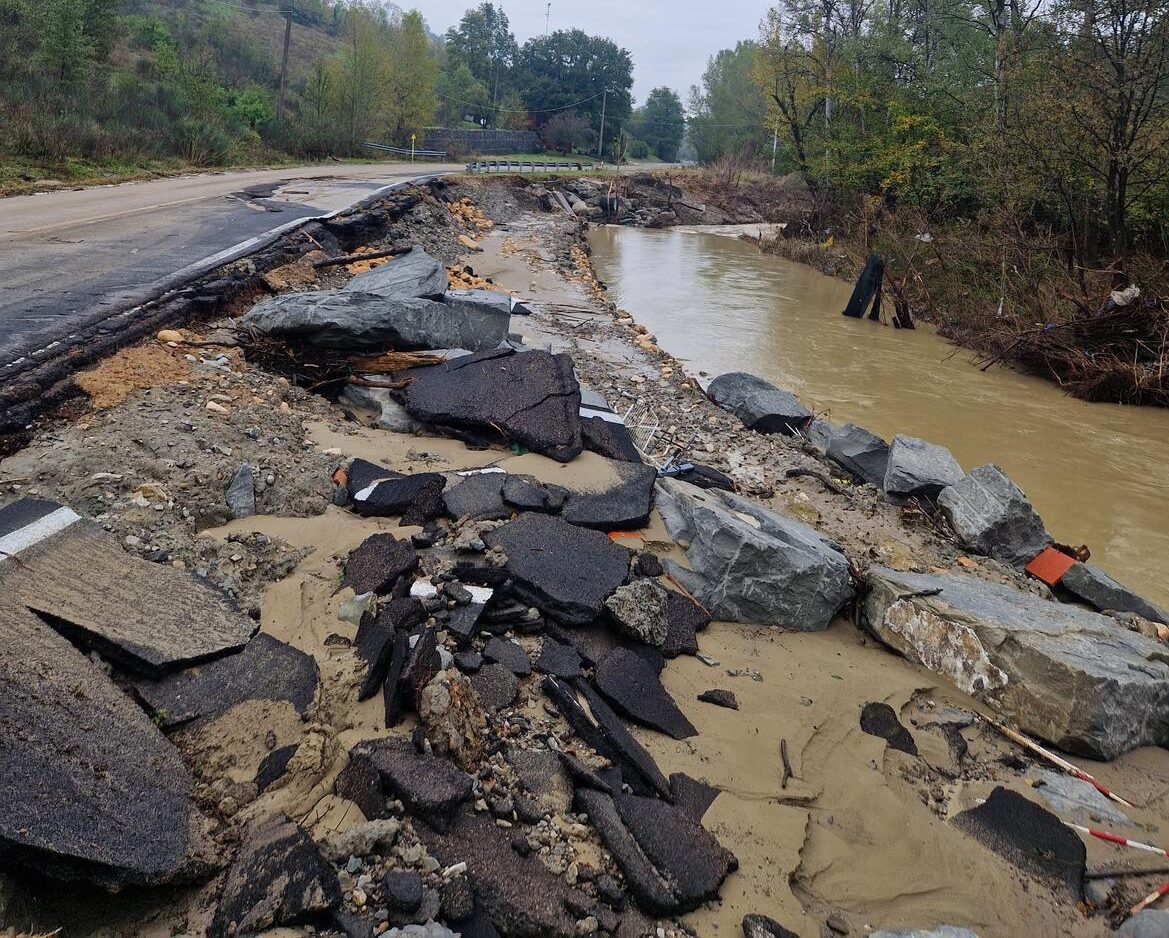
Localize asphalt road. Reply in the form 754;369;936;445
0;162;464;370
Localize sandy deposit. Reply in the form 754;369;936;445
4;179;1169;938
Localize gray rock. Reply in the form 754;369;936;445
343;246;448;299
1061;562;1168;624
226;464;256;519
803;418;839;452
136;633;320;728
1117;910;1169;938
471;662;519;712
594;648;697;740
883;435;963;500
446;288;527;315
938;465;1051;567
485;514;631;626
339;381;426;433
397;348;583;463
706;373;812;435
605;579;669;647
656;479;853;630
242;291;510;353
826;424;890;486
0;603;191;887
210;816;341;937
863;567;1169;758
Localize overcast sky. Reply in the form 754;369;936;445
414;1;768;102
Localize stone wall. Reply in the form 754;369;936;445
422;128;540;157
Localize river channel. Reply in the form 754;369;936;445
589;225;1169;610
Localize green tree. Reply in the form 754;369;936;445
640;87;685;161
688;42;767;164
384;10;438;144
436;60;489;126
445;2;517;108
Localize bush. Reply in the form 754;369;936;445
629;138;650;160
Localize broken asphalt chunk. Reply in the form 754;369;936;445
670;773;721;822
560;459;657;531
0;499;255;677
351;471;447;518
534;637;583;679
953;786;1085;895
594;648;698;740
482;636;532;675
581;415;643;463
355;598;426;700
742;915;802;938
471;662;519;711
576;679;673;799
697;688;738;710
484;513;630;626
663;589;709;658
859;702;918;755
0;601;192;887
350;737;474;829
344;534;418;596
502;475;569;513
396;348;583;463
136;632;320;728
209;816;341;937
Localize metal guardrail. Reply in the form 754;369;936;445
363;141;447;159
465;159;598;174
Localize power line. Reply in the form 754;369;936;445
433;88;606;114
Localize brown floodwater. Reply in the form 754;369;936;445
589;225;1169;610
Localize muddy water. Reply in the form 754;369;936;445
589;225;1169;609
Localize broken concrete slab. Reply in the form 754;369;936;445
656;479;853;630
663;590;709;658
706;373;812;435
826;424;890;486
0;601;192;886
859;702;918;755
953;787;1085;895
484;514;630;626
594;648;698;740
242;291;510;353
136;633;320;728
883;435;964;500
534;638;583;679
605;579;669;647
470;662;519;712
419;810;585;938
863;567;1169;759
350;737;474;829
938;465;1051;567
0;499;255;677
1061;562;1168;624
210;816;341;937
345;534;418;597
350;472;447;518
344;246;448;299
397;348;583;463
482;637;531;676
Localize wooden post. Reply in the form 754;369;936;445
277;10;293;120
842;254;884;319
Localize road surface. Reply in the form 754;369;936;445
0;162;464;371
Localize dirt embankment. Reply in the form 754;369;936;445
3;176;1169;938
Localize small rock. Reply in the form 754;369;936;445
383;870;424;912
226;464;256;519
826;912;851;935
604;580;669;647
697;689;738;710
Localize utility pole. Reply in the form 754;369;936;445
545;3;551;35
597;87;608;162
277;5;293;120
772;125;778;171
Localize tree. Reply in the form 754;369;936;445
639;87;685;161
496;90;530;130
334;5;389;153
688;42;767;163
384;10;438;144
541;111;595;153
445;2;517;109
514;28;634;152
435;61;489;126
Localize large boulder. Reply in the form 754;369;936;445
343;246;448;299
883;435;963;500
1061;562;1168;624
396;348;583;462
0;602;192;887
938;465;1051;567
863;567;1169;758
825;423;890;486
241;292;511;354
655;479;853;630
706;373;812;435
